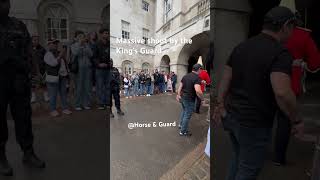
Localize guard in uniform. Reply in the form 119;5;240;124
0;0;45;176
274;25;320;165
110;59;125;118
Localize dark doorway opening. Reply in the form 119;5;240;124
188;56;199;73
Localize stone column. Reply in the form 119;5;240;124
210;0;251;118
172;64;188;83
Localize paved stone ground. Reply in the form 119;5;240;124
181;153;210;180
110;94;209;180
5;109;109;180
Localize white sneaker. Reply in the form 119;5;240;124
129;96;133;98
50;110;59;117
62;109;72;115
125;97;129;99
43;91;49;102
84;106;91;110
75;107;82;111
31;92;36;103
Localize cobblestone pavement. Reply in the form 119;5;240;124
181;153;210;180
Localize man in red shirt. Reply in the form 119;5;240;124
274;23;320;165
195;67;211;113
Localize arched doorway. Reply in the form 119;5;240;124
122;60;133;75
160;55;170;73
177;32;210;74
142;62;151;73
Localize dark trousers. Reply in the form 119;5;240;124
110;88;121;111
159;83;165;93
223;113;272;180
172;82;176;93
154;84;159;94
0;72;34;151
274;110;291;164
195;96;201;113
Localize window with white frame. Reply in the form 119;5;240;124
45;5;69;41
142;1;149;12
121;20;130;39
164;0;172;23
123;60;133;75
142;63;150;73
142;28;149;44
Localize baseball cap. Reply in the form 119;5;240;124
264;6;296;25
192;64;202;71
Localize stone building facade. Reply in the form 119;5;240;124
9;0;108;45
111;0;210;81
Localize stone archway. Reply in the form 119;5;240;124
177;32;210;76
160;55;170;73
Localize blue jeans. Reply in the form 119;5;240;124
96;69;109;106
75;66;92;108
47;77;68;111
159;83;165;93
223;113;272;180
133;83;139;96
151;83;154;95
146;85;152;94
140;84;146;95
179;98;195;133
124;88;129;97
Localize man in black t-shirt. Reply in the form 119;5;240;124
176;64;203;136
212;6;304;179
139;71;146;96
153;69;160;94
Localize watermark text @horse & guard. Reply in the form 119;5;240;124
127;121;176;129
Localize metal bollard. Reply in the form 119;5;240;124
311;136;320;180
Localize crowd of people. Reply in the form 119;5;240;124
30;28;110;117
121;70;178;98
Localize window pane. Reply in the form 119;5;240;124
47;18;52;28
61;29;67;39
61;19;67;28
47;30;51;39
52;29;57;39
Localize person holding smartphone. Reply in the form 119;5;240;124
70;31;93;111
45;39;72;117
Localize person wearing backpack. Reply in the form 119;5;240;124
44;39;72;117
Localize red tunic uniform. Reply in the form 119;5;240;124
199;70;211;92
285;27;320;96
